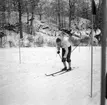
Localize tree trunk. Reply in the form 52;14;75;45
25;1;29;25
30;11;34;35
57;0;61;30
61;10;64;29
38;3;43;21
0;38;2;47
18;0;23;39
63;14;66;28
25;0;30;26
26;9;30;34
18;0;23;47
69;0;72;30
39;13;42;20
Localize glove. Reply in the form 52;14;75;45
57;51;60;54
62;57;66;62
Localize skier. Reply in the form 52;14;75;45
56;31;72;71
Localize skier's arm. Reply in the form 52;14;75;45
57;46;60;51
56;45;60;54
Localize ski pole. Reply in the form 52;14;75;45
71;41;89;53
71;43;81;53
58;54;62;59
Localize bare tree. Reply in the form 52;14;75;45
37;1;45;20
17;0;23;39
0;0;6;47
57;0;61;30
29;0;39;35
69;0;76;30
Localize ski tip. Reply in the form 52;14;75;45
45;74;52;76
45;74;55;77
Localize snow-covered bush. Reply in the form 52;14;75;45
46;37;56;47
27;36;34;43
34;32;56;47
34;34;44;47
23;39;30;47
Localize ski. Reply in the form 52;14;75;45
45;67;78;77
52;67;77;77
45;70;65;76
53;69;73;76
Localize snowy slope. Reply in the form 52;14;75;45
0;47;106;105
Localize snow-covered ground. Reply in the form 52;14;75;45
0;47;106;105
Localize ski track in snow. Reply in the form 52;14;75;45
0;47;106;105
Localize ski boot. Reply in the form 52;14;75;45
66;67;72;71
61;67;67;71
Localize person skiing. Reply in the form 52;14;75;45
56;31;72;71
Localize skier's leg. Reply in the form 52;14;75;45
68;62;71;69
67;46;72;70
63;61;67;68
61;61;67;71
62;48;67;70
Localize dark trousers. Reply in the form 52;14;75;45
62;46;71;62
